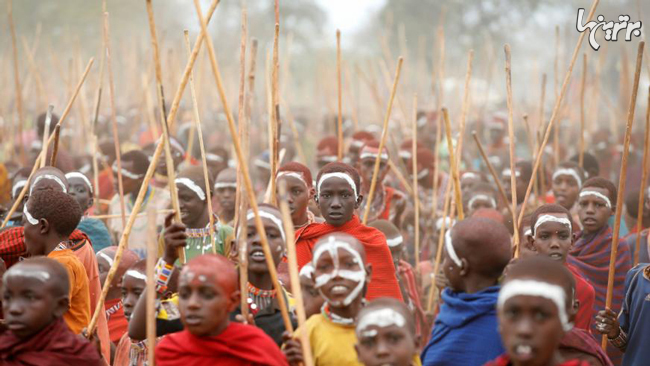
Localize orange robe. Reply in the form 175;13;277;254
48;249;91;334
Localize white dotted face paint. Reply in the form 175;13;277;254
498;279;573;332
65;172;93;194
468;194;497;210
579;190;612;208
12;180;27;199
435;217;455;231
246;211;286;243
214;182;237;190
276;171;308;188
533;214;572;236
112;163;144;180
502;169;521;178
552;168;582;187
23;205;39;225
97;252;114;267
124;270;147;282
175;178;206;201
312;236;366;307
317;172;358;200
357;308;406;336
30;174;67;194
6;267;51;282
386;236;403;248
445;229;463;267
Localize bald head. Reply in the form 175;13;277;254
30;167;68;194
4;257;69;298
215;168;237;184
358;297;415;335
98;246;139;280
181;254;238;296
452;217;512;279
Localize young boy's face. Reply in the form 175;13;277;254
313;239;367;308
245;215;284;275
317;176;360;227
2;265;67;339
358;157;388;191
552;174;580;210
498;293;565;365
299;273;325;319
67;178;93;213
577;187;613;234
178;184;205;226
277;175;312;223
121;271;146;321
355;308;416;366
531;214;573;263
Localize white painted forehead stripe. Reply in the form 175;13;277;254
6;267;51;282
23;205;39;225
499;279;573;332
357;308;406;334
468;194;496;209
502;169;521;178
98;252;115;267
359;152;389;161
112;163;144;180
30;174;67;194
124;270;148;282
276;171;308;188
175;178;206;201
317;172;358;199
214;182;237;189
299;263;314;278
206;153;224;163
386;236;403;248
534;215;572;235
66;172;93;193
445;230;462;267
553;168;582;187
246;211;286;242
579;190;612;208
12;180;27;198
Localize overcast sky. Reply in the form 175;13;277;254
317;0;386;35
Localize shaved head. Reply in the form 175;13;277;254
215;168;237;183
97;246;139;282
313;233;367;266
504;256;575;309
359;297;415;335
29;166;68;193
452;217;512;278
181;254;238;296
4;257;69;298
368;220;401;240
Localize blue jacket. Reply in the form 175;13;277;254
421;285;504;366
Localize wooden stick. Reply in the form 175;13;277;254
517;0;600;229
553;26;560;168
269;16;280;205
454;50;474;170
411;94;420;267
7;0;25;163
145;208;157;366
278;181;314;366
387;160;414;197
88;209;173;220
40;105;54;168
602;41;644;349
430;112;443;219
193;0;293;332
538;73;547;136
472;131;515;219
49;125;61;167
337;29;343;161
579;53;587;167
442;108;464;221
504;45;520;256
21;37;47;109
1;57;95;228
427;177;454;312
87;0;221;334
634;86;650;266
362;57;404;225
522;115;540;204
234;7;248;231
103;12;127;230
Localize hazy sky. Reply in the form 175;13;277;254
317;0;386;35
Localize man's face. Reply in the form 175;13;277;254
68;178;93;213
317;177;360;227
178;269;237;337
116;161;144;196
498;294;565;365
577;187;613;234
2;268;65;339
358;157;388;191
355;311;417;366
531;214;573;263
552;175;580;210
245;215;284;275
277;175;312;223
313;242;367;308
178;185;205;226
120;272;146;321
503;172;526;205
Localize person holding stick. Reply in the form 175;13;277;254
67;171;112;253
155;254;288;366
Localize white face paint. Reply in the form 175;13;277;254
6;267;51;282
552;168;582;187
97;252;115;267
359;152;389;161
246;211;286;243
399;151;412;160
299;263;314;279
498;279;573;332
468;194;497;210
112;163;144;180
386;236;403;248
198;275;207;282
12;180;27;199
175;178;206;201
461;172;480;181
276;171;308;188
312;236;366;307
206;153;224;163
23;205;39;225
357;308;406;335
579;190;612;208
124;270;147;282
318;155;338;163
502;169;521;178
445;229;463;267
317;172;358;199
30;174;67;194
533;215;572;236
65;172;94;194
214;182;237;189
417;168;430;180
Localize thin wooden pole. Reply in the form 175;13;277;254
278;181;314;366
193;0;293;332
40;105;54;167
145;208;157;366
553;26;560;168
517;0;600;229
579;53;587;167
49;125;61;167
7;0;25;163
538;73;547;137
602;41;644;349
472;132;515;219
427;179;454;312
634;86;650;266
362;57;404;225
430;112;443;219
103;12;127;229
442;108;464;221
522;115;540;204
337;29;343;161
234;7;248;232
504;45;520;256
454;50;474;170
411;94;420;267
270;2;280;205
87;0;221;334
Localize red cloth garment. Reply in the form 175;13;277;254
378;186;395;220
398;260;427;340
155;323;288;366
560;328;613;366
0;227;26;268
566;263;596;332
105;298;129;344
295;215;403;301
0;318;104;366
483;354;591;366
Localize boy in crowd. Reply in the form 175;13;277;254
0;258;104;365
276;162;318;230
67;171;113;253
551;162;585;216
113;260;149;365
213;168;237;226
464;182;500;217
421;217;511;366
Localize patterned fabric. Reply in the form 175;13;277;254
483;354;591;366
0;227;26;268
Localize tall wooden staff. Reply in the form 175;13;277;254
579;53;588;167
103;12;127;229
602;41;644;348
145;208;157;366
453;50;474;170
411;94;420;267
87;0;222;334
7;0;25;163
193;0;293;331
517;0;600;228
430;26;445;219
504;45;520;256
635;86;650;266
40;105;54;167
269;0;281;205
49;125;61;166
442;108;464;220
362;57;404;225
553;25;560;168
427;178;454;312
234;6;248;232
472;132;514;219
337;29;344;161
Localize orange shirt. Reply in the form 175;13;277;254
48;249;91;334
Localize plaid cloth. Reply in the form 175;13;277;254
0;227;90;268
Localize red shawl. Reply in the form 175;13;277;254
398;260;427;340
560;328;613;366
0;318;104;366
566;263;595;332
484;354;591;366
155;323;288;366
295;215;403;301
105;298;128;344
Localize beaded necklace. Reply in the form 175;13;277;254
321;303;355;326
247;282;276;315
294;210;316;230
